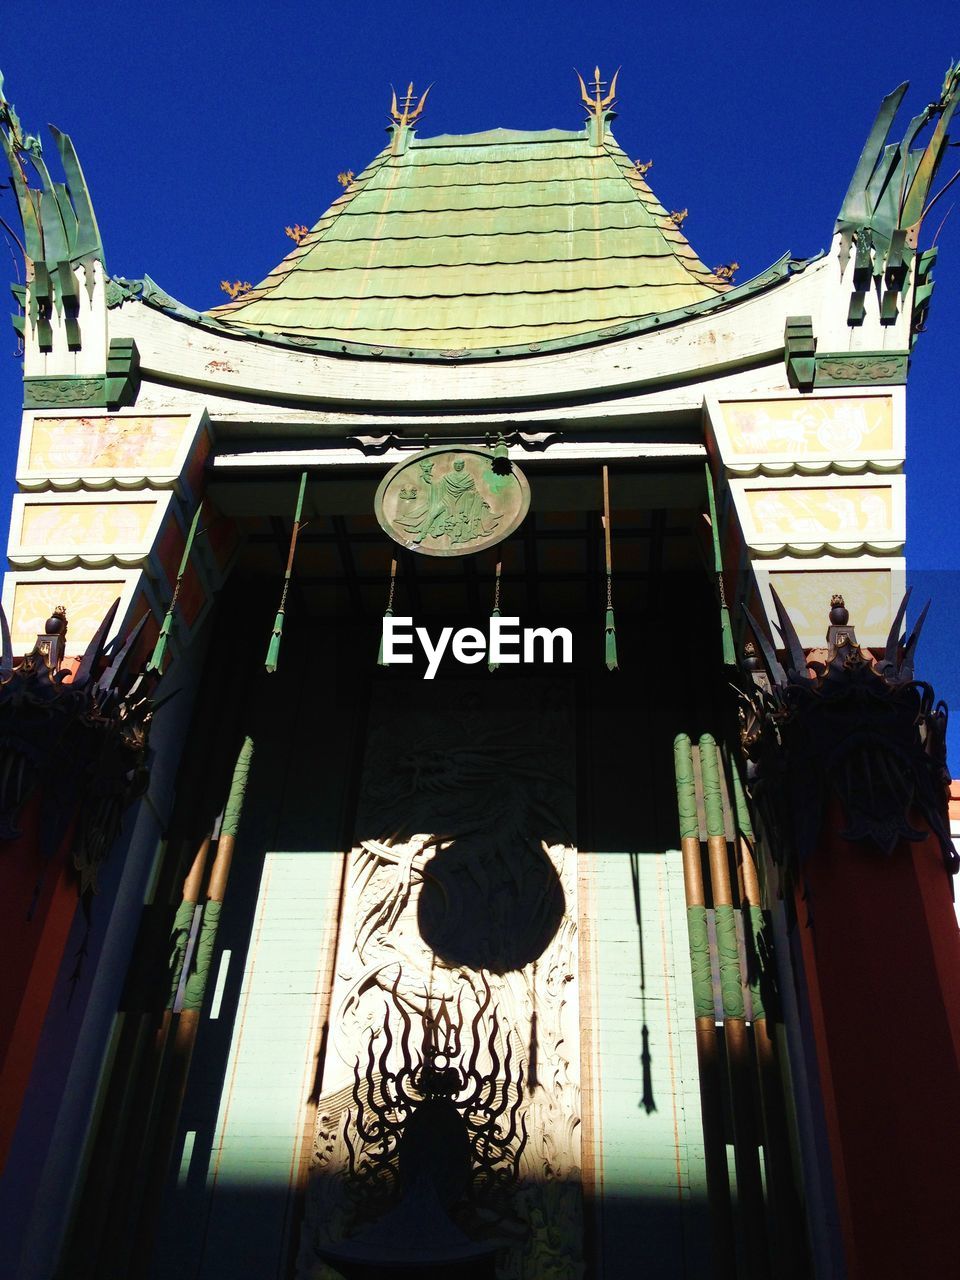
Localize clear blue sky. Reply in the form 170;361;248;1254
1;1;958;761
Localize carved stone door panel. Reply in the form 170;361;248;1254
298;679;582;1279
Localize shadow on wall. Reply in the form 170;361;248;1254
149;1169;709;1280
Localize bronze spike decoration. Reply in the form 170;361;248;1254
576;65;619;116
737;590;955;877
0;599;157;898
389;81;432;129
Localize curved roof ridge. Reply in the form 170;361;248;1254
602;134;724;287
205;117;741;351
211;141;397;317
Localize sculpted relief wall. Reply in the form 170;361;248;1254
299;680;582;1278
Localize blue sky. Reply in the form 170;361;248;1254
1;1;958;760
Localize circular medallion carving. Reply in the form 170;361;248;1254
374;445;530;557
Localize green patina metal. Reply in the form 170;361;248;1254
265;471;309;673
746;905;767;1022
727;759;768;1021
673;733;700;841
714;903;745;1020
148;502;205;675
182;901;221;1011
104;336;141;406
698;734;725;840
167;899;197;1007
674;736;714;1018
0;76;103;269
222;736;254;839
603;608;618;670
23;375;108;409
784;315;816;390
205;123;729;353
116;251;811;366
1;71;105;352
687;904;716;1019
703;466;735;666
813;351;908;387
728;758;754;840
374;445;529;556
699;735;745;1020
171;738;254;1014
22;338;139;408
837;64;960;331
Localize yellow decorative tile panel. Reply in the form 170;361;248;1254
11;580;125;650
767;570;896;647
28;414;191;472
745;486;894;542
19;501;156;552
721;397;893;459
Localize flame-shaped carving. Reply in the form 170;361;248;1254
343;970;527;1227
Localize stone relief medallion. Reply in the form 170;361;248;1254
374;445;530;557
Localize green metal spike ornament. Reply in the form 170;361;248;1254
147;501;204;675
265;471;308;673
491;432;511;476
704;463;736;666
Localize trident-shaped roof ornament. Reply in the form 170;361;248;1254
576;65;620;143
389;81;431;129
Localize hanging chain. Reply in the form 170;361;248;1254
386;556;397;611
493;559;502;612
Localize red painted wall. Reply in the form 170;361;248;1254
0;790;79;1169
795;801;960;1279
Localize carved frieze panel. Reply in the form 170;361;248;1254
728;475;905;556
706;392;903;475
299;680;582;1279
16;407;211;498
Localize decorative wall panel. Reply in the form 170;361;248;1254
299;679;582;1278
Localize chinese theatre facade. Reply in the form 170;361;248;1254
0;68;958;1280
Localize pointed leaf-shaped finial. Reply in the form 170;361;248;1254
901;598;931;676
770;587;806;675
741;603;787;687
75;597;120;687
96;612;149;695
883;588;911;669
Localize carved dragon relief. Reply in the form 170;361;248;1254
299;681;583;1279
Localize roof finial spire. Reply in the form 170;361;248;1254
389;81;431;130
576;65;620;145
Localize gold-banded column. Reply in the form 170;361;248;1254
700;733;770;1278
674;733;735;1278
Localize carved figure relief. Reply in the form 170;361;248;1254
299;680;582;1278
27;414;189;472
720;396;894;459
745;486;894;542
375;446;530;556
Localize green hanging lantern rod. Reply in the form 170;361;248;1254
265;471;309;674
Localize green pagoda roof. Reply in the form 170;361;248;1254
205;118;733;355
